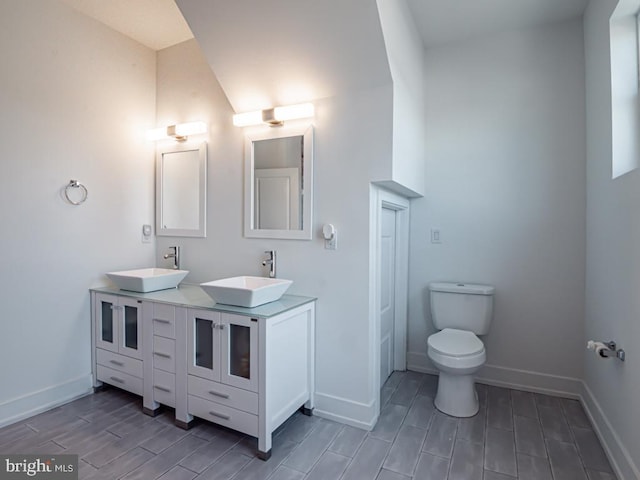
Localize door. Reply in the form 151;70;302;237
254;168;300;230
95;293;118;353
380;207;396;385
187;309;221;381
119;297;143;360
94;293;142;359
219;314;259;392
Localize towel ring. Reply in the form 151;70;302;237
65;179;88;205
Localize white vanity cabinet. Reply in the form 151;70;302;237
92;292;144;395
90;285;315;461
185;310;259;438
183;304;315;459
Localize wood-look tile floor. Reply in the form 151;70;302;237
0;372;616;480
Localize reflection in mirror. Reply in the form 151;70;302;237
156;142;207;237
244;126;313;240
254;136;302;230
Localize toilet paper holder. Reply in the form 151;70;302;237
587;340;626;361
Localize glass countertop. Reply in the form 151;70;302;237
90;283;316;319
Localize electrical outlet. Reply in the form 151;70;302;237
325;234;338;250
430;229;442;244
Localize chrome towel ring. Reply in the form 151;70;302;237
65;179;88;205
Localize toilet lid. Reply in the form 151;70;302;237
428;328;484;357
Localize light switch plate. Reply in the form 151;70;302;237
142;224;152;243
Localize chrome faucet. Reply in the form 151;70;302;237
262;250;276;278
163;246;181;270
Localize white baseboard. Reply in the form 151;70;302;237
0;374;93;428
580;382;640;480
408;351;582;398
407;351;432;374
476;364;583;399
409;350;638;479
313;391;377;431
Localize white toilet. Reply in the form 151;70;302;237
427;282;495;417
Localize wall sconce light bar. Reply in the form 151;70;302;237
232;110;263;127
146;121;207;142
232;103;314;127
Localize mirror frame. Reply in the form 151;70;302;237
244;125;314;240
156;141;207;237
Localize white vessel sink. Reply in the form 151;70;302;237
200;276;293;308
106;268;189;293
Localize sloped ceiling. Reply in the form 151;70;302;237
60;0;193;50
175;0;391;113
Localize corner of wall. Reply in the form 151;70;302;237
313;392;378;431
580;381;640;480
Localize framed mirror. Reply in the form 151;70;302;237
244;125;313;239
156;142;207;237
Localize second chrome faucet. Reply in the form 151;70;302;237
262;250;276;278
164;246;181;270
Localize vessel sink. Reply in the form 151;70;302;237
200;276;293;308
106;268;189;293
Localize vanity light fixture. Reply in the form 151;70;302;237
233;102;314;127
146;121;207;142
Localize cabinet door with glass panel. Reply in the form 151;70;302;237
187;309;258;392
94;292;143;360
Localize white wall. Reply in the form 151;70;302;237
584;0;640;477
0;0;156;424
376;0;426;197
408;19;587;394
155;40;393;428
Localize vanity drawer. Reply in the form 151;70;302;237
188;375;258;415
152;303;176;339
152;369;175;408
152;336;175;373
96;348;143;378
97;365;143;396
188;394;258;437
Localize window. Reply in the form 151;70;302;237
609;1;640;178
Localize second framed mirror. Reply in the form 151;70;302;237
244;125;313;240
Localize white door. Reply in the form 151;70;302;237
187;309;221;381
254;168;300;230
95;293;119;354
118;297;143;360
219;313;259;392
380;207;396;385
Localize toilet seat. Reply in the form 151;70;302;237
427;328;486;370
428;328;484;356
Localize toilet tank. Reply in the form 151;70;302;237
429;282;495;335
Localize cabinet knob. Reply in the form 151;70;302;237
218;324;225;330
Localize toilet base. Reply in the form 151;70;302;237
434;371;479;418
